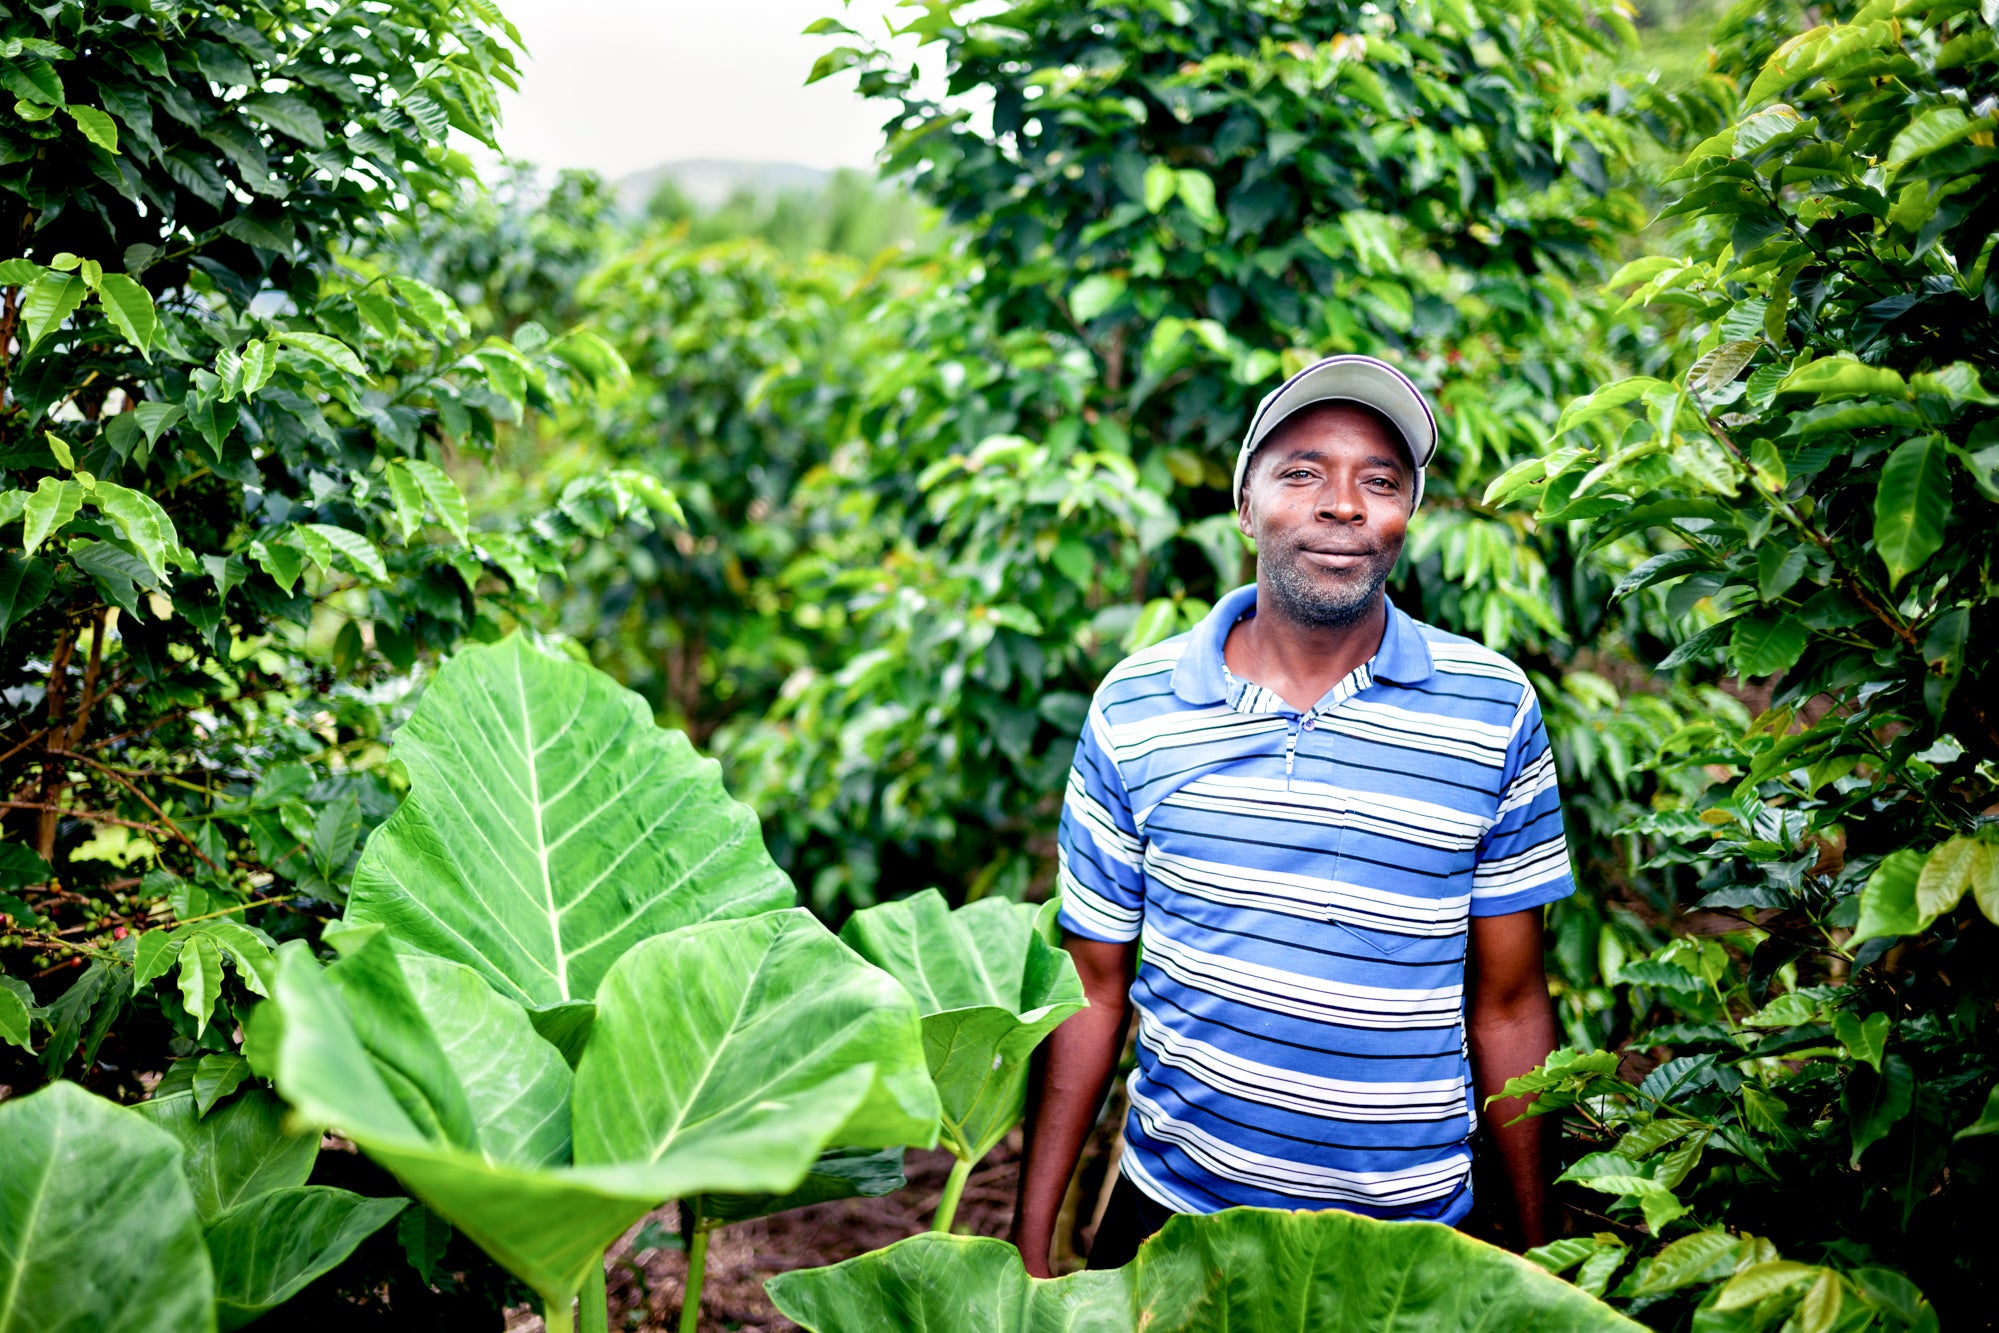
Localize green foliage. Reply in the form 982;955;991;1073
644;168;933;261
705;0;1675;910
257;916;937;1317
539;233;904;743
133;919;276;1034
0;1080;217;1332
254;935;574;1306
132;1083;317;1222
1;0;637;1101
343;635;793;1011
724;386;1178;910
685;1146;909;1230
204;1185;407;1331
839;891;1085;1168
1530;1228;1940;1330
823;0;1639;459
766;1208;1642;1331
1487;0;1999;1319
134;1070;409;1328
390;164;625;340
243;644;944;1320
575;914;939;1167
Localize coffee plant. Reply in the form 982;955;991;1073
1487;0;1997;1322
0;0;646;1102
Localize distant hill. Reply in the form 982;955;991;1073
611;159;837;213
605;158;936;260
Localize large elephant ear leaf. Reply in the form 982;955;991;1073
0;1081;219;1333
345;633;792;1008
1130;1208;1646;1331
839;889;1084;1160
207;1187;406;1332
765;1209;1645;1333
258;936;660;1311
262;917;939;1317
765;1232;1129;1332
572;908;941;1194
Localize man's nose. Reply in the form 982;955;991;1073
1316;478;1365;523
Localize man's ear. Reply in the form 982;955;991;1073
1235;496;1254;539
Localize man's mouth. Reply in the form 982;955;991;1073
1298;546;1378;570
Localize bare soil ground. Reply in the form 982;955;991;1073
506;1134;1064;1333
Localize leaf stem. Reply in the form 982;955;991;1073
933;1154;975;1233
580;1252;608;1333
543;1294;574;1333
171;895;294;928
678;1226;710;1333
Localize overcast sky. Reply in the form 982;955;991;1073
492;0;912;180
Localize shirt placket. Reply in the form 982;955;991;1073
1225;672;1306;790
1286;706;1331;790
1300;672;1369;852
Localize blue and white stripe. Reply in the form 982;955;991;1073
1056;584;1574;1223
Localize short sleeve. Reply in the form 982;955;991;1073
1470;685;1576;917
1054;705;1146;942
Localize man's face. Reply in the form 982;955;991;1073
1236;403;1413;629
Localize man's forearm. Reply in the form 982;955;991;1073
1469;996;1560;1248
1467;907;1561;1249
1011;938;1133;1278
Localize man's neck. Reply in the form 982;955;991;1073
1222;584;1388;714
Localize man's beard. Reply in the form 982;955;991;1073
1261;537;1399;629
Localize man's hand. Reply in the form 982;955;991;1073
1010;933;1136;1278
1467;907;1561;1250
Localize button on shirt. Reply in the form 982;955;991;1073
1056;585;1575;1223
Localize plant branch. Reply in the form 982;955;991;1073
0;800;180;840
0;924;123;963
65;610;107;750
52;750;223;875
0;725;50;768
37;632;76;860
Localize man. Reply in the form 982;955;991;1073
1012;354;1572;1275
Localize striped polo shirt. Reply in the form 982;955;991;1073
1056;584;1574;1223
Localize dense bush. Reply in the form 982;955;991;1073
0;0;637;1124
546;235;908;745
1489;0;1998;1322
703;0;1671;912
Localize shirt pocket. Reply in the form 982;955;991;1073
1324;847;1471;958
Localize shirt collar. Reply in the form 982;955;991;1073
1170;584;1435;706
